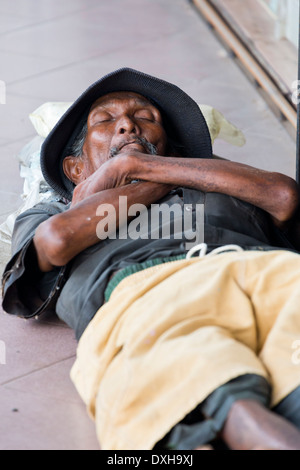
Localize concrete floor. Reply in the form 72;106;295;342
0;0;297;450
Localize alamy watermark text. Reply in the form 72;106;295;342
0;340;6;365
291;340;300;365
95;197;204;250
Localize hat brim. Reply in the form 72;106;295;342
40;67;212;201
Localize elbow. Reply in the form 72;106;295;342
34;217;71;270
274;176;300;223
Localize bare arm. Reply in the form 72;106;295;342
34;152;299;272
33;181;173;272
124;153;300;227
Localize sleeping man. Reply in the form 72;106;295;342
2;68;300;450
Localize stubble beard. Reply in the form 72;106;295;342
109;137;158;158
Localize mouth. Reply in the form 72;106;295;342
119;140;146;152
110;137;158;157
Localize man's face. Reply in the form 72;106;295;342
79;91;168;178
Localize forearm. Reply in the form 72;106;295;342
130;155;300;224
34;181;172;271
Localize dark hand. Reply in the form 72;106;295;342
71;154;133;206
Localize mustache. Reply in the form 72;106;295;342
109;137;158;158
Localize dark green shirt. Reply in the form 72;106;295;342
1;188;295;339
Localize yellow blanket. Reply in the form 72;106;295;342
71;250;300;450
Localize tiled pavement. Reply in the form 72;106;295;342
0;0;297;450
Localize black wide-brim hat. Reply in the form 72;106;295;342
41;67;212;201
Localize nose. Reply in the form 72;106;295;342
117;115;140;135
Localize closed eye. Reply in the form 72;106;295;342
134;110;155;121
94;112;113;123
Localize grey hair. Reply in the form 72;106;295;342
67;121;88;157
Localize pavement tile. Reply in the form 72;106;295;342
0;49;66;86
0;371;100;450
0;309;76;386
0;93;43;143
0;0;99;21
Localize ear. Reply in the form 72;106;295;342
63;156;86;185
